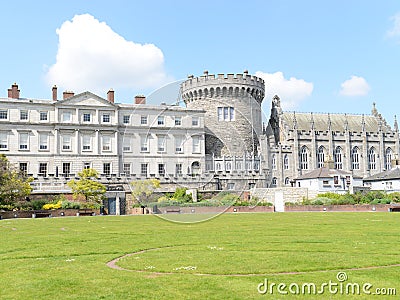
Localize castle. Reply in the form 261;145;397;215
0;71;397;213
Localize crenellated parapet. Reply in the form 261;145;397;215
181;71;265;104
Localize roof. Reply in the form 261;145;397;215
363;167;400;182
281;112;391;133
295;167;356;180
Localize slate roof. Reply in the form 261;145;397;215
295;167;356;180
281;112;391;133
363;167;400;182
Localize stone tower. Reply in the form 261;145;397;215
181;71;265;157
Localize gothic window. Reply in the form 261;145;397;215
284;177;290;185
271;154;277;170
368;147;376;170
300;146;309;170
317;146;325;168
351;147;360;170
283;154;289;170
385;147;393;170
334;146;343;170
271;177;277;187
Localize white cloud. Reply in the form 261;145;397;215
46;14;169;95
339;75;370;96
255;71;313;109
386;12;400;38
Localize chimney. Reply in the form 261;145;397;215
107;89;114;103
63;91;75;100
8;83;20;99
135;95;146;104
52;85;58;101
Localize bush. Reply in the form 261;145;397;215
61;201;81;209
31;199;47;210
43;200;62;210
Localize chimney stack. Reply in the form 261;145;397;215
52;85;58;101
7;83;20;99
135;95;146;104
63;91;75;100
107;89;115;103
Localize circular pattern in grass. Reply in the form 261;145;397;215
108;243;400;276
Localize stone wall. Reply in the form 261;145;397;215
250;187;317;205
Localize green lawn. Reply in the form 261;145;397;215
0;212;399;299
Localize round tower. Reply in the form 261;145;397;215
181;71;265;157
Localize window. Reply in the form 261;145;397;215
19;163;28;175
192;136;200;153
284;177;290;185
62;111;71;122
157;115;165;125
102;136;111;151
102;113;110;123
123;163;131;175
39;133;48;150
368;147;376;170
175;117;182;126
83;162;91;169
175;163;182;175
123;137;131;152
175;136;184;153
83;113;91;122
141;163;148;177
157;135;166;152
82;135;91;151
283;154;289;170
300;146;308;170
334;176;339;185
0;110;8;120
334;147;343;170
20;110;28;121
19;133;29;150
39;163;47;176
385;148;393;170
140;136;149;152
217;107;234;121
271;154;276;170
351;147;360;170
192;117;199;126
62;135;71;151
271;177;277;187
123;115;130;124
227;183;235;190
158;164;165;176
323;180;330;186
62;163;71;176
0;132;8;149
40;111;48;121
103;163;111;175
141;115;148;125
317;146;325;168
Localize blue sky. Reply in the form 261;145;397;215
1;1;400;125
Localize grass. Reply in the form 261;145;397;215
0;212;399;299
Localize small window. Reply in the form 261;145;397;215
83;113;91;122
141;163;148;177
192;136;200;153
192;117;199;126
175;163;182;175
102;113;110;123
83;162;91;169
20;110;28;121
323;180;330;186
157;135;166;152
0;132;8;150
0;110;8;120
123;163;131;175
175;117;182;126
102;136;111;151
40;111;48;121
39;134;48;150
334;176;339;185
140;136;149;152
175;136;183;153
19;163;28;175
123;137;131;152
123;115;130;124
141;115;148;125
157;116;165;125
62;135;71;151
158;164;165;176
62;163;71;176
39;163;47;176
62;112;71;123
82;135;91;151
19;133;29;150
227;183;235;190
103;163;111;175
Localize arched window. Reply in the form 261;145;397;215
271;154;277;170
284;177;290;185
284;154;289;170
351;147;360;170
385;147;393;170
236;162;242;170
317;146;325;168
334;146;343;170
216;162;221;171
300;146;309;170
368;147;376;170
226;162;232;171
271;177;277;187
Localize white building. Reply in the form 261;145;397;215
363;167;400;192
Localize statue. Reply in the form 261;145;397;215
269;95;280;145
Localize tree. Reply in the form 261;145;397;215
130;179;160;205
0;154;33;205
67;168;106;204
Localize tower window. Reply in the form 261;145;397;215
217;107;235;121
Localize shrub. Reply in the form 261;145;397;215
43;200;62;210
61;201;81;209
31;199;47;210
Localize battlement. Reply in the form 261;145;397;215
181;71;265;104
